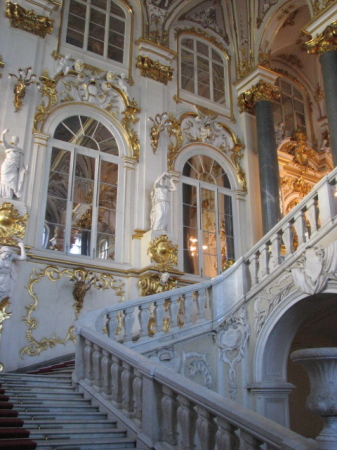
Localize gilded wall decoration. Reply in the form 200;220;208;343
34;57;140;160
282;129;317;167
8;67;38;112
5;1;53;38
144;0;175;46
148;235;178;271
306;21;337;55
313;0;335;17
20;266;124;357
0;203;28;245
174;27;227;54
216;306;250;399
256;0;279;28
136;56;173;85
280;176;312;198
139;272;177;296
180;351;213;388
239;81;280;112
277;53;303;68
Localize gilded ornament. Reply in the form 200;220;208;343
306;21;337;55
314;82;324;102
136;56;173;85
280;176;312;198
121;100;141;160
148;235;178;271
138;272;177;296
5;1;53;38
8;67;38;112
239;80;280;112
21;266;124;357
277;53;303;68
0;202;28;245
282;129;317;167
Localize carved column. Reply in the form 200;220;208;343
307;21;337;165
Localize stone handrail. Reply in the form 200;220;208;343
80;168;337;348
74;326;316;450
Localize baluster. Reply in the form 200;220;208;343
121;362;134;416
139;302;151;339
101;349;112;398
92;344;102;392
177;395;196;450
111;356;123;408
216;417;240;449
306;197;319;235
282;222;294;257
169;295;180;329
84;339;94;385
132;369;142;426
294;209;306;246
161;386;178;445
240;430;263;449
270;232;281;270
196;406;216;450
197;288;207;322
107;310;119;339
184;291;193;325
155;299;166;335
248;253;259;287
123;307;135;342
259;243;270;278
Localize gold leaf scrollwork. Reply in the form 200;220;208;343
121;100;141;161
148;235;178;271
138;272;177;296
33;76;58;132
306;21;337;55
136;56;174;85
0;202;28;245
5;1;54;38
20;266;124;357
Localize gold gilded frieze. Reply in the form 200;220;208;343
21;265;124;357
0;202;28;245
5;1;53;38
136;56;173;85
306;21;337;55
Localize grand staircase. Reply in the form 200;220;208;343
0;362;137;449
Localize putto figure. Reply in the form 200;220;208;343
150;172;176;232
0;129;27;199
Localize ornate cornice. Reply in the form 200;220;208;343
5;1;53;38
306;21;337;55
136;55;173;85
238;80;280;113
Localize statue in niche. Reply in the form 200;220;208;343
150;172;176;232
0;242;26;301
0;129;27;200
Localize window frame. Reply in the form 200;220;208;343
178;35;231;117
61;0;130;68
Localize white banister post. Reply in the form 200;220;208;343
133;368;143;426
282;222;294;257
293;210;307;247
107;311;119;339
101;349;112;399
84;338;94;385
259;243;270;278
306;197;319;235
216;417;240;449
139;303;151;339
240;430;263;449
111;355;123;408
317;178;336;226
73;328;85;384
161;386;178;446
121;362;134;416
169;295;180;329
196;406;217;450
177;395;197;449
123;307;135;342
270;232;282;270
155;299;166;335
92;344;103;392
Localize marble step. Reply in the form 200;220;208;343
33;436;137;449
29;427;128;440
21;418;118;429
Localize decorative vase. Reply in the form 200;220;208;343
291;348;337;449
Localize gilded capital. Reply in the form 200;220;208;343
238;80;279;113
306;21;337;55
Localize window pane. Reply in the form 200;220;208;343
97;232;115;259
181;38;193;49
197;41;209;56
92;0;107;9
212;48;222;63
110;0;125;18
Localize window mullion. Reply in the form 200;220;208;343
83;0;91;52
104;0;110;58
90;154;101;259
64;147;77;254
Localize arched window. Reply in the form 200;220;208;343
42;115;120;260
180;37;227;107
65;0;126;63
273;78;307;137
181;155;235;277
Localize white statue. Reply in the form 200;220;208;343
275;122;285;145
150;172;176;232
52;54;72;78
0;129;27;199
0;242;26;301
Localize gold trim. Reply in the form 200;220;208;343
138;272;177;296
5;1;53;38
132;229;147;239
238;80;280;112
8;67;38;112
0;202;28;245
20;266;124;357
306;21;337;55
136;55;174;85
148;235;178;271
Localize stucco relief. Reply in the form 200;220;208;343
216;306;250;399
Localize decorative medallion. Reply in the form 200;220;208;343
0;202;28;245
5;1;53;38
148;235;178;271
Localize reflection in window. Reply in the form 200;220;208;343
182;155;235;277
44;115;119;260
65;0;126;63
180;37;226;105
273;79;306;137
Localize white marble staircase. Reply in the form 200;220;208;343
0;364;138;449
